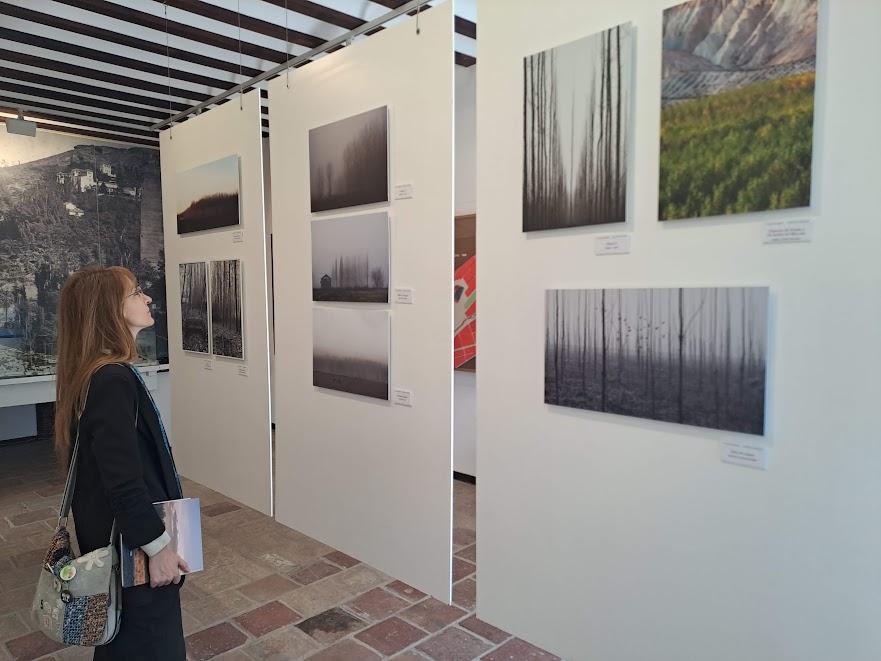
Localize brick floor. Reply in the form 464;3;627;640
0;440;557;660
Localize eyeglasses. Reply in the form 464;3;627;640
126;285;145;299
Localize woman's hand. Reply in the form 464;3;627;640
148;546;190;588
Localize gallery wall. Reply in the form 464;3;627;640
270;2;455;599
476;0;881;659
159;89;273;516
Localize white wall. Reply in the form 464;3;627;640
476;1;881;660
270;2;455;600
160;90;273;516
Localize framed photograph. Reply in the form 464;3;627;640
210;259;244;360
178;262;209;354
176;155;241;234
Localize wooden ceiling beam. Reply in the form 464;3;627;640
0;97;155;128
258;0;365;31
0;115;159;147
0;106;157;138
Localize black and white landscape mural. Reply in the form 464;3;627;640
313;307;390;401
176;155;240;234
0;133;167;379
210;259;243;359
545;287;769;435
179;262;209;354
309;106;389;213
311;212;389;303
523;23;633;232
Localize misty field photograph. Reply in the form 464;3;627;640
545;287;769;435
210;259;243;359
659;0;818;221
176;155;240;234
179;262;209;354
311;212;389;303
523;23;632;232
309;106;388;213
313;307;389;401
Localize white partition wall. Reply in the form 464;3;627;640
477;1;881;660
160;90;273;515
270;3;454;599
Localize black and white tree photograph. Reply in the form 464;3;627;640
210;259;244;359
176;155;240;234
0;133;168;379
311;212;389;303
545;287;769;435
179;262;209;354
523;23;633;232
313;307;389;401
309;106;389;213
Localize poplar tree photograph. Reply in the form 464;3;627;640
523;23;632;232
311;212;389;303
178;262;209;354
210;259;244;359
545;287;769;435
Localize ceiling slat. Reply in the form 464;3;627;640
454;16;476;40
0;115;158;146
0;97;155;128
0;106;157;138
258;0;365;31
455;52;476;68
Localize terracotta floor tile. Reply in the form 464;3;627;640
245;625;321;660
452;558;476;582
454;544;476;563
5;631;65;661
237;573;298;602
0;613;29;642
355;617;429;657
458;615;510;645
331;565;390;596
481;638;562;660
8;547;46;569
296;606;366;645
400;599;467;633
305;638;382;661
417;627;491;660
186;589;256;626
235;601;300;638
323;551;360;568
202;502;242;517
54;645;93;659
186;622;248;661
386;580;427;603
289;559;342;585
452;579;477;611
5;508;56;527
344;587;409;621
0;565;40;592
391;653;429;661
279;580;352;619
453;527;476;548
189;566;251;595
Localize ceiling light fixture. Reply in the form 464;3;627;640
5;109;36;137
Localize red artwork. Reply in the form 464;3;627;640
453;256;476;369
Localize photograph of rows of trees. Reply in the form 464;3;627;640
210;259;243;359
313;307;389;401
545;287;769;435
179;262;209;354
309;106;389;213
176;155;240;234
523;23;632;232
0;136;167;379
311;212;389;303
659;0;818;220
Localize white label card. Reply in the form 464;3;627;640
394;287;414;304
232;230;244;243
392;389;412;407
721;442;769;471
203;360;213;371
762;219;814;244
238;365;248;377
393;184;414;200
595;234;631;255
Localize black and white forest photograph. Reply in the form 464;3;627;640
523;23;632;232
309;106;389;213
313;307;390;401
545;287;769;435
311;212;389;303
176;155;240;234
0;133;168;379
179;262;209;354
210;259;244;359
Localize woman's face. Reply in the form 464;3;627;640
123;282;154;336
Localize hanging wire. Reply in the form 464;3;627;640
416;0;421;35
285;0;290;88
94;146;102;264
238;0;244;109
164;1;173;138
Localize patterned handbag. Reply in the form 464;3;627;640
31;395;124;646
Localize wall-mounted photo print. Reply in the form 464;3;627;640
176;155;241;234
523;23;633;232
309;106;389;213
178;262;209;354
311;212;390;303
313;307;390;401
545;287;770;435
210;259;244;359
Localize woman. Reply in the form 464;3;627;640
55;265;189;660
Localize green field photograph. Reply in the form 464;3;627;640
659;0;818;221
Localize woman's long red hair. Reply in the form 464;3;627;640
55;265;139;467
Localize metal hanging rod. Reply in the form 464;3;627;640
151;0;428;132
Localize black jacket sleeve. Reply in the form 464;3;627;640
80;364;165;548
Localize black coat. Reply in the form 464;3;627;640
72;363;182;556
